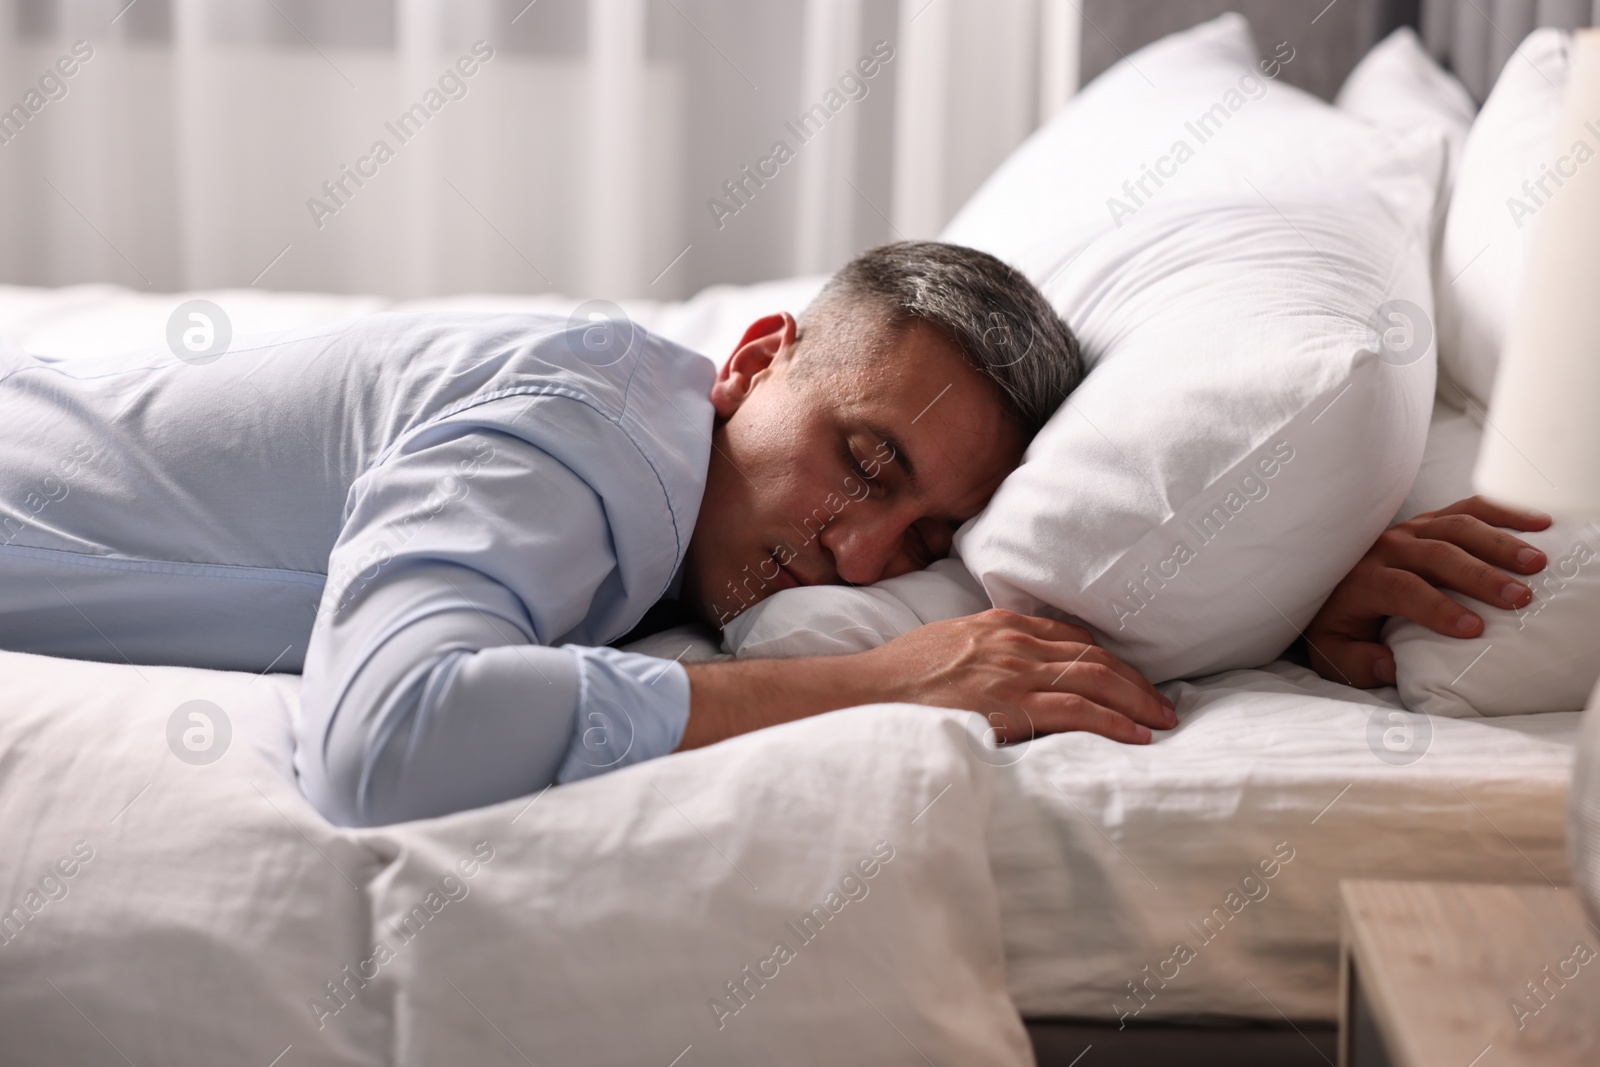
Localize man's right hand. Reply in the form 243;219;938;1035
678;608;1175;752
862;609;1176;745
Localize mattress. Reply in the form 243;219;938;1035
0;282;1579;1038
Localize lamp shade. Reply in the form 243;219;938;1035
1472;30;1600;515
1471;29;1600;935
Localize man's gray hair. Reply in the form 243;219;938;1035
796;240;1082;437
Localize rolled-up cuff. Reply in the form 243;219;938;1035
554;644;692;785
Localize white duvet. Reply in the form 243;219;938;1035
0;648;1028;1067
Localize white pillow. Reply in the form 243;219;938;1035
1335;27;1476;191
1436;28;1571;408
0;648;1030;1066
1391;398;1483;524
956;185;1437;684
722;557;989;658
1385;516;1600;717
1382;411;1600;717
1335;26;1476;298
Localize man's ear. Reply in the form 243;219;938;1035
710;312;797;419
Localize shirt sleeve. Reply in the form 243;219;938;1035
292;402;691;827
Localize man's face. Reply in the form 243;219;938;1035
681;311;1027;628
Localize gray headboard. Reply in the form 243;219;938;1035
1079;0;1594;104
1421;0;1597;101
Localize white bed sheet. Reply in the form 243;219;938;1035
989;660;1575;1021
0;282;1579;1034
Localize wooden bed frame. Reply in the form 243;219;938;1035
1026;1016;1337;1066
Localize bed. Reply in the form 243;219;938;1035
3;5;1595;1066
0;278;1580;1067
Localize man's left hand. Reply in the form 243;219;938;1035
1304;496;1552;688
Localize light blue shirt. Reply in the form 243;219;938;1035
0;311;715;826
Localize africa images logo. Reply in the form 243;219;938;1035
1105;41;1296;228
707;842;896;1031
305;42;495;230
0;40;94;148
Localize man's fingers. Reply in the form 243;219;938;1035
1421;495;1553;533
990;610;1170;714
1373;566;1485;637
1037;655;1174;730
1409;512;1548;578
1020;692;1154;745
1306;632;1394;690
1391;530;1533;612
1302;494;1549;692
1032;638;1170;712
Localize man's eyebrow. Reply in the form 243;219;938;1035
863;421;918;490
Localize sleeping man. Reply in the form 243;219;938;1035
0;242;1552;826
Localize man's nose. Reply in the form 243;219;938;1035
818;509;906;586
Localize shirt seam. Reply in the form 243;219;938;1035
396;378;690;604
0;540;328;585
0;327;352;389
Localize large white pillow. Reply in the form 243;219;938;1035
1436;28;1571;408
0;648;1030;1066
1382;409;1600;717
956;184;1437;684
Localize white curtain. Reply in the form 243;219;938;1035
0;0;1079;300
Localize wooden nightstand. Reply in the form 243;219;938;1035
1339;881;1600;1067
